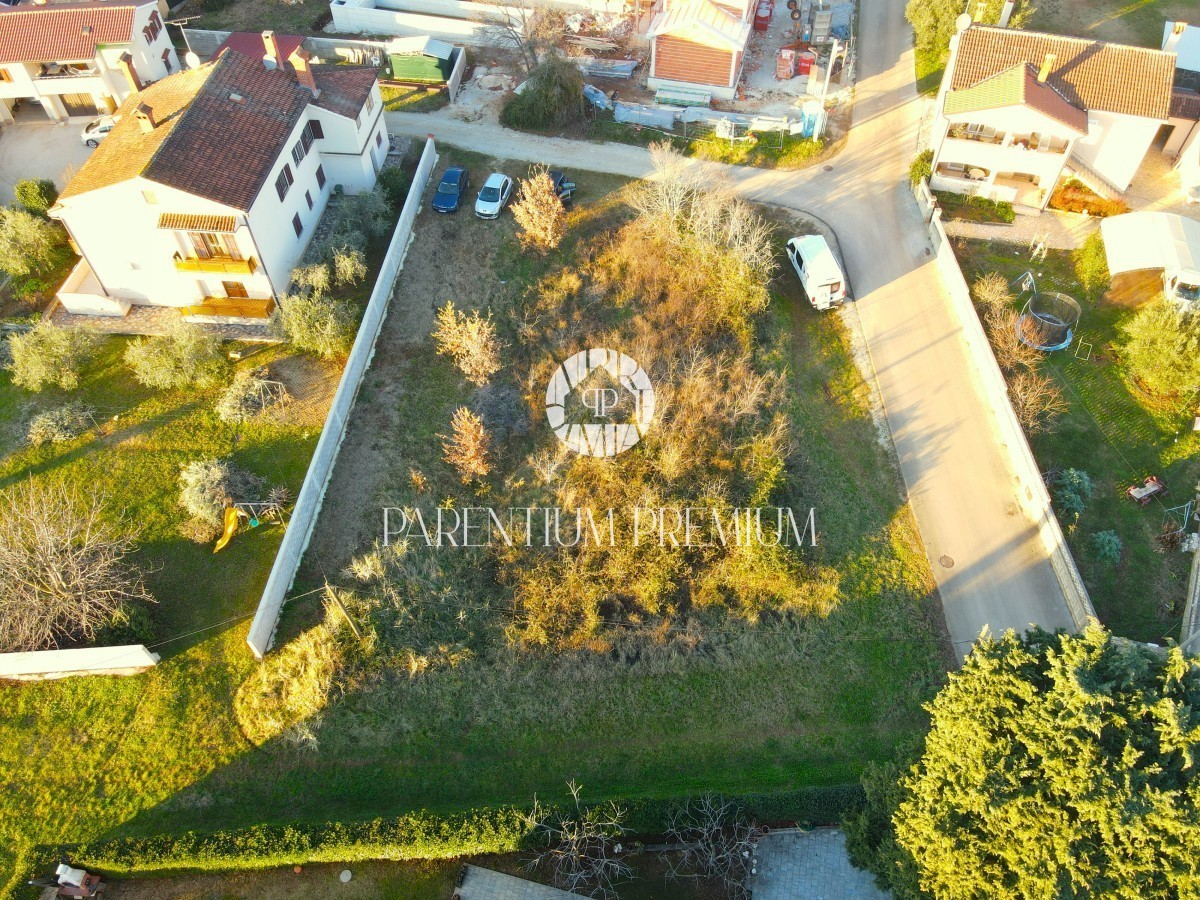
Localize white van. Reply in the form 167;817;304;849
786;235;847;310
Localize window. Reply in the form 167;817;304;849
292;214;303;237
302;119;322;149
275;163;294;201
222;281;249;299
355;111;362;129
305;190;313;210
142;190;157;204
0;69;11;84
142;10;162;43
162;48;172;73
365;91;375;115
189;232;241;260
316;165;326;189
291;139;306;167
375;131;383;148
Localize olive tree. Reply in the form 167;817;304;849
124;320;224;390
7;322;96;391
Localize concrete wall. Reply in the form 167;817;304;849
917;181;1096;633
1181;539;1200;654
331;0;496;44
1073;111;1161;192
0;645;158;681
246;137;439;658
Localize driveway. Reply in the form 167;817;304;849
0;120;93;205
752;827;889;899
384;0;1076;656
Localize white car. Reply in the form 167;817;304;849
474;172;513;219
81;116;116;148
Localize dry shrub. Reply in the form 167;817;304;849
512;166;567;254
234;621;342;747
433;301;503;386
441;406;492;482
1008;370;1067;433
984;306;1041;374
971;272;1011;314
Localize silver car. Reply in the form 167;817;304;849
474;172;513;219
81;115;116;148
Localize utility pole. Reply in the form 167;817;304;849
813;37;840;142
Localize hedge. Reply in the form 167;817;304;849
20;784;863;883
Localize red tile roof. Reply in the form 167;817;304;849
60;49;379;210
952;25;1176;121
0;0;146;64
213;31;305;64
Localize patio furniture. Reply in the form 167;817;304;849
1127;476;1166;506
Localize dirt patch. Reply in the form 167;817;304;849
1041;0;1196;47
269;354;342;428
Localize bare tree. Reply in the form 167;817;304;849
525;781;632;899
512;166;568;254
984;306;1040;374
1008;370;1067;432
433;302;503;386
0;480;153;651
441;407;492;482
970;271;1012;314
666;793;763;899
479;0;564;73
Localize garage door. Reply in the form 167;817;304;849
60;93;97;116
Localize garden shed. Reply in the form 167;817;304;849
1101;212;1200;306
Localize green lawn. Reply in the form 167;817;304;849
380;84;450;114
0;162;949;893
952;238;1198;642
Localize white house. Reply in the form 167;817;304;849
1161;22;1200;202
0;0;177;123
929;24;1176;212
49;35;389;321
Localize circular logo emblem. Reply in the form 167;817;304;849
545;348;655;457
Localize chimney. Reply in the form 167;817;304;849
1037;52;1056;83
1165;22;1188;54
289;48;319;96
997;0;1015;28
133;102;156;133
117;51;140;93
262;30;281;68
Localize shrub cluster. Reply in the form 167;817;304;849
1049;179;1129;218
499;57;583;130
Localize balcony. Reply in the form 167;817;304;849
946;124;1004;144
181;297;276;322
35;63;100;81
173;253;257;275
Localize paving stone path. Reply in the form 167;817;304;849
50;302;275;341
454;865;580;900
750;827;889;899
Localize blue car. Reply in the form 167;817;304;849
432;165;469;213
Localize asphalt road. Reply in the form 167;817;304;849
384;0;1076;656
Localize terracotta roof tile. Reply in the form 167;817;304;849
952;25;1176;121
0;0;146;64
213;31;305;63
59;50;378;210
944;62;1088;133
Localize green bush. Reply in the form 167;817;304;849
1090;530;1122;565
273;290;356;359
14;178;58;217
1072;232;1110;301
0;206;61;278
7;322;96;391
26;401;94;446
499;56;583;130
1053;468;1093;523
1119;299;1200;399
908;149;932;187
378;166;410;211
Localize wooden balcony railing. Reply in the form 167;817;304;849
180;297;275;320
173;253;257;275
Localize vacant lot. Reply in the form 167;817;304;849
953;237;1198;642
1;149;948;892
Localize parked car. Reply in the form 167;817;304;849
80;116;116;148
475;172;513;219
432;165;470;213
548;169;576;207
786;235;847;310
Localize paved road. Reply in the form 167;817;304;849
384;0;1075;655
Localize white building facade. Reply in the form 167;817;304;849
0;0;177;122
930;24;1175;212
51;40;388;320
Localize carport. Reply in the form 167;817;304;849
1100;212;1200;305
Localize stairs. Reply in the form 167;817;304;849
1065;154;1126;200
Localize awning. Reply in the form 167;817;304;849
1100;212;1200;278
157;213;239;233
